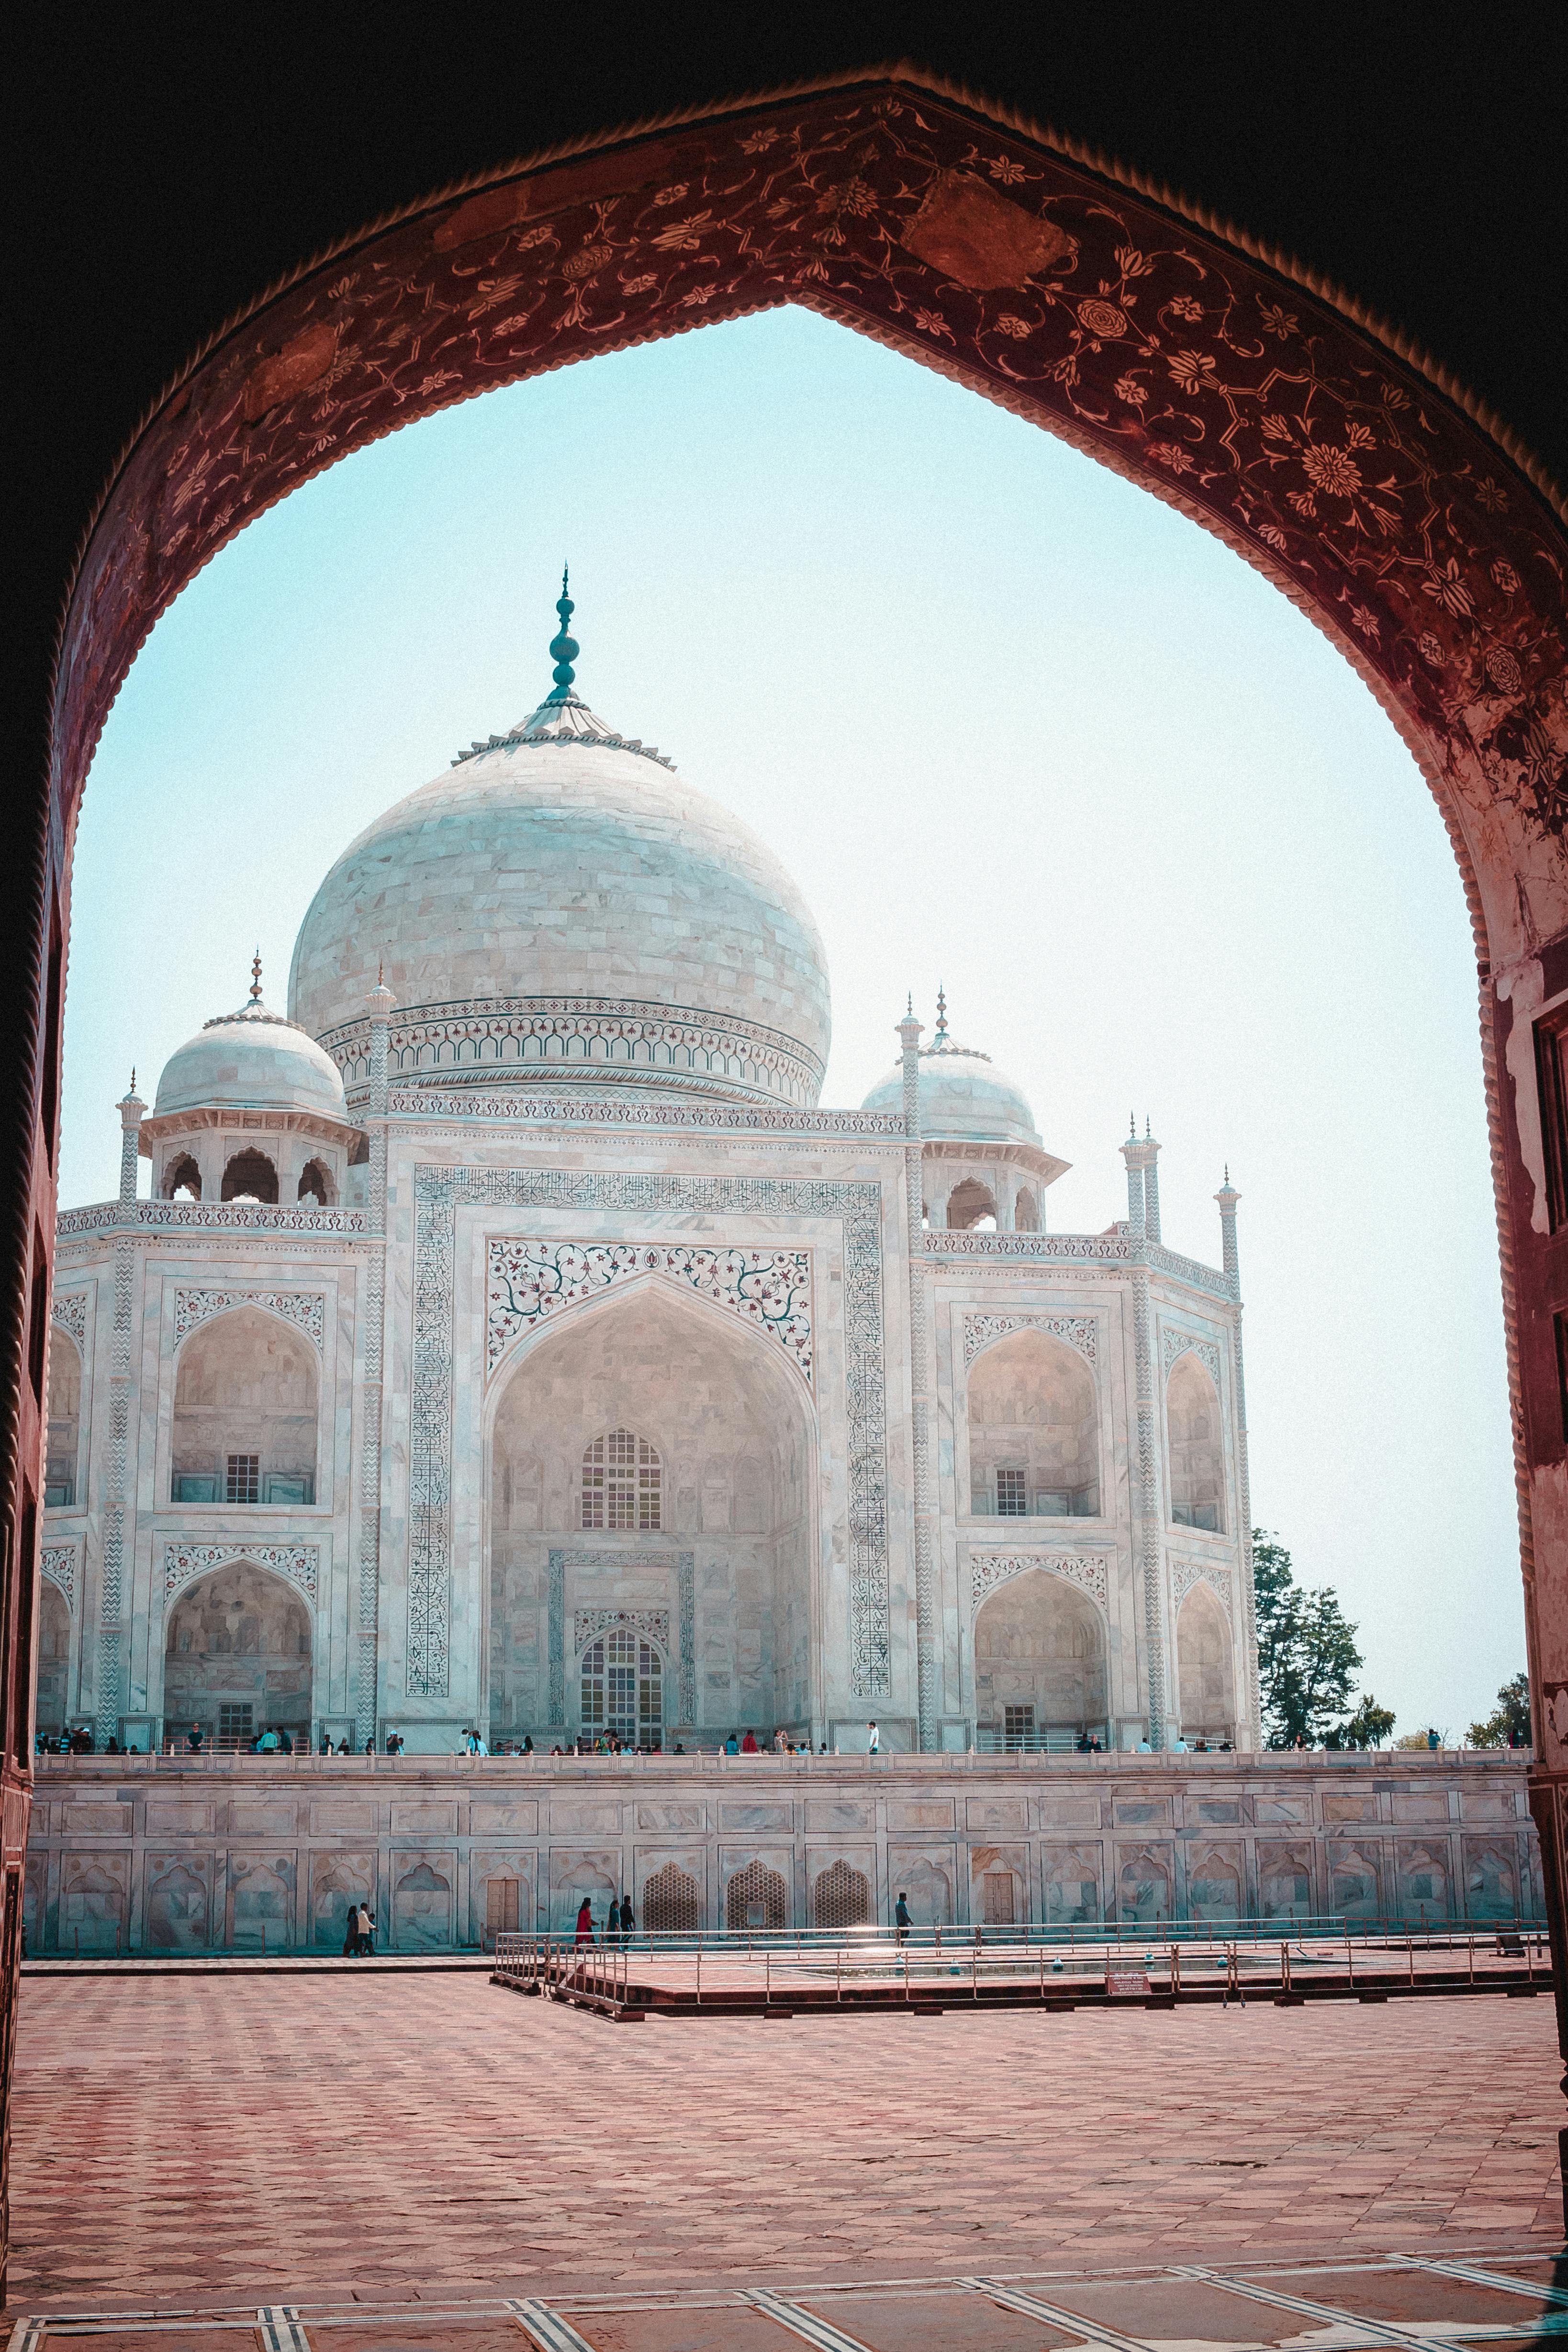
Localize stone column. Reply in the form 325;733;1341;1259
1142;1126;1163;1244
355;978;394;1748
900;1008;938;1752
117;1077;144;1206
97;1080;144;1743
1216;1173;1260;1748
1121;1127;1165;1747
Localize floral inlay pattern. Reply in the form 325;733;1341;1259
969;1552;1109;1612
50;1291;88;1348
41;1545;78;1607
163;1542;319;1602
487;1240;812;1383
1173;1560;1234;1622
1161;1328;1223;1386
963;1311;1098;1367
173;1288;326;1352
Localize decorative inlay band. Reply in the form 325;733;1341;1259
174;1288;325;1351
50;1291;88;1347
57;1201;367;1237
969;1552;1110;1611
964;1311;1098;1367
573;1609;671;1651
324;994;825;1109
41;1544;78;1606
415;1167;886;1705
928;1232;1130;1261
163;1542;319;1602
1162;1328;1223;1385
487;1240;812;1383
1173;1560;1234;1621
386;1092;904;1135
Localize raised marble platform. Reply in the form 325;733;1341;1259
25;1749;1538;1956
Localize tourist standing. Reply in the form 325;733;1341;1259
741;1729;759;1754
724;1731;739;1755
618;1894;635;1947
186;1723;204;1754
575;1896;594;1948
606;1896;621;1943
895;1892;911;1945
866;1720;880;1755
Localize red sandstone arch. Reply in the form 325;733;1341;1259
13;63;1568;2174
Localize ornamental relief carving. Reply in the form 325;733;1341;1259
173;1287;326;1351
50;1290;88;1347
963;1311;1098;1367
163;1542;320;1603
41;1544;78;1607
573;1609;671;1652
1161;1328;1223;1385
488;1240;813;1385
969;1552;1110;1613
383;1092;904;1135
1173;1561;1234;1621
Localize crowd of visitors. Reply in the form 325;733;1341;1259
572;1892;637;1946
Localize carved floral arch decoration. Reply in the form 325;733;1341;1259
42;66;1568;1668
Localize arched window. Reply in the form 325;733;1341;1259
581;1429;660;1530
580;1625;663;1747
162;1152;202;1201
812;1860;872;1929
1013;1186;1040;1232
947;1177;997;1232
726;1860;787;1931
1167;1354;1226;1531
643;1862;704;1934
222;1148;278;1204
297;1157;333;1206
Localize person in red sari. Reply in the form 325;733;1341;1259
574;1897;594;1948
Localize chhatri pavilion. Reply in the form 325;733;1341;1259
40;582;1257;1761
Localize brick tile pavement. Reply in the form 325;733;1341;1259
12;1975;1565;2308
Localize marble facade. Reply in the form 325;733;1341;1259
40;603;1260;1760
25;1753;1540;1955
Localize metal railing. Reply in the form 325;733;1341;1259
492;1919;1551;2016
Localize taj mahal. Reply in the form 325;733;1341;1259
38;581;1259;1761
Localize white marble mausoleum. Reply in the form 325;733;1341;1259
41;585;1259;1758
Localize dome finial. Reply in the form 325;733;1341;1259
250;948;263;1003
934;984;949;1048
547;564;580;703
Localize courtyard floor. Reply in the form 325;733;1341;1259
11;1972;1567;2343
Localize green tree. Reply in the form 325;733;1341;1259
1252;1528;1365;1747
1334;1693;1396;1749
1467;1671;1530;1748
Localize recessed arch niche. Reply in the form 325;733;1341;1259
972;1565;1108;1747
36;1579;72;1737
162;1560;313;1746
171;1305;318;1505
1166;1352;1225;1532
1176;1580;1235;1745
487;1279;814;1740
45;1327;81;1507
967;1327;1099;1519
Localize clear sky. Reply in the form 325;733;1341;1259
63;304;1519;1741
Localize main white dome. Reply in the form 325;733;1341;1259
289;597;830;1109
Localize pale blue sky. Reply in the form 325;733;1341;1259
64;305;1518;1738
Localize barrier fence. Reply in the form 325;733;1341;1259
491;1917;1551;2019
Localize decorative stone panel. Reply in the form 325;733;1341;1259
968;1552;1109;1612
173;1288;325;1351
487;1240;812;1384
41;1544;78;1607
963;1311;1097;1367
572;1610;671;1650
414;1166;888;1703
163;1542;320;1604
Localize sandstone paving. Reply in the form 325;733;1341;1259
12;1973;1566;2311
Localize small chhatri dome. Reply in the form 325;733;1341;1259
288;575;831;1109
862;988;1043;1148
155;957;349;1121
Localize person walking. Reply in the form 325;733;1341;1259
866;1720;880;1755
342;1904;358;1957
618;1893;635;1947
606;1896;621;1944
574;1896;594;1949
895;1892;911;1946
